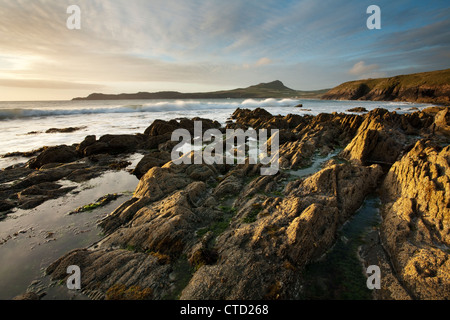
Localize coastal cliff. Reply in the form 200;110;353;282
322;69;450;106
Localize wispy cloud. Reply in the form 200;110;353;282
0;0;448;100
255;57;273;66
0;79;105;90
349;61;386;79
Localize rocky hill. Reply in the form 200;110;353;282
72;80;328;100
322;69;450;105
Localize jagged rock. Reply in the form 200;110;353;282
340;108;412;165
422;106;447;114
0;166;33;184
347;107;368;113
433;107;450;136
38;108;450;301
78;134;143;156
231;108;272;122
17;182;76;209
12;292;40;300
45;126;86;134
213;173;244;198
133;166;191;200
98;135;143;154
76;135;96;154
132;151;171;179
142;132;172;150
144;119;179;136
0;199;15;213
283;114;305;129
83;141;109;156
180;163;383;299
46;164;223;299
27;145;79;169
380;139;450;299
144;118;221;137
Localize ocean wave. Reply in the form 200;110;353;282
0;99;302;120
242;98;299;107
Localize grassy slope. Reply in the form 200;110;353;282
73;81;328;100
322;69;450;105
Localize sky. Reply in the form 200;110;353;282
0;0;449;101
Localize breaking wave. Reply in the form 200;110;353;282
0;98;304;120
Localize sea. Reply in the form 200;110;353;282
0;98;434;170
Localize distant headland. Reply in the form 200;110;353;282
72;80;329;100
73;69;450;106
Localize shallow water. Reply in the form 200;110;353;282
299;196;382;300
0;157;140;299
288;149;341;178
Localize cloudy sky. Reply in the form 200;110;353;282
0;0;449;100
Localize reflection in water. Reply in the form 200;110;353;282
288;150;341;178
0;161;140;299
299;196;382;300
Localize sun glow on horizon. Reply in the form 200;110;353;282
0;0;448;101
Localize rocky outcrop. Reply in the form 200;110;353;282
77;134;144;156
379;140;450;299
340;108;436;166
27;145;79;169
46;161;224;299
228;108;363;169
180;163;383;299
45;149;383;300
347;107;368;113
433;107;450;137
0;160;117;216
9;106;448;300
144;118;221;136
0;116;221;219
132;151;172;179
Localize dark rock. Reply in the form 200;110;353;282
83;142;109;156
433;107;450;136
76;135;96;155
142;132;172;150
1;147;45;159
98;135;143;154
0;199;15;212
347;107;368;113
17;182;76;209
132;152;171;179
109;161;132;171
144;120;179;136
27;145;79;169
12;292;40;300
78;134;143;156
45;126;86;134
